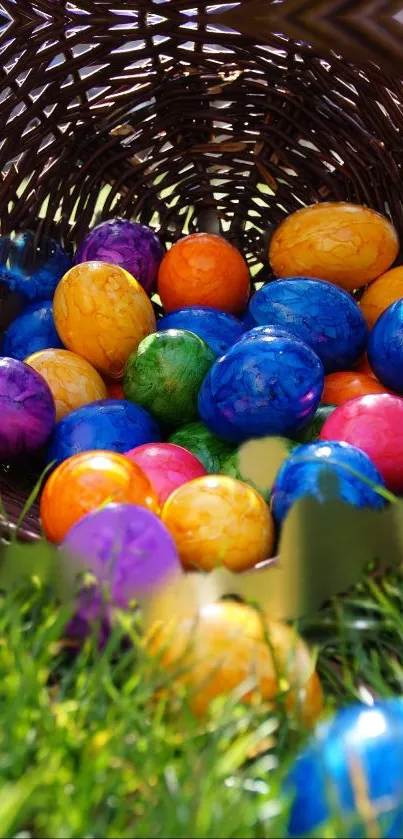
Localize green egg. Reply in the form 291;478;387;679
169;420;235;473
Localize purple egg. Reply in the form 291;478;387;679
74;219;165;294
61;503;181;610
0;357;56;458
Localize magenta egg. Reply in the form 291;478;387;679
125;442;206;504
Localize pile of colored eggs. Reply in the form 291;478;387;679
3;201;403;715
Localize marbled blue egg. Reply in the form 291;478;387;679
157;307;245;357
1;301;64;361
0;231;70;302
368;299;403;393
287;699;403;838
47;399;161;468
271;440;385;525
236;325;295;345
198;333;324;442
247;278;368;372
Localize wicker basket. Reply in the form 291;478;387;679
1;0;403;542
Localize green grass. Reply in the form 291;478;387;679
1;538;403;837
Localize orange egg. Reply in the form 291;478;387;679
25;349;107;421
322;371;389;405
161;475;274;572
360;265;403;329
148;599;323;722
355;353;378;380
157;233;250;315
269;202;399;291
41;450;159;543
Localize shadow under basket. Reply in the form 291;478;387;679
1;1;403;542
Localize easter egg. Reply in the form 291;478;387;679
269;203;399;291
293;404;337;443
368;300;403;393
287;699;403;837
157;306;246;357
246;278;368;372
125;442;206;505
236;325;295;344
1;301;63;361
0;357;55;458
123;330;215;428
198;334;324;442
47;399;160;468
319;394;403;493
41;450;159;543
25;349;108;421
271;440;386;525
74;219;164;295
360;265;403;329
157;233;250;315
161;474;274;572
220;437;297;501
53;261;156;378
168;421;234;473
322;371;389;405
0;231;70;301
148;600;323;722
61;503;180;606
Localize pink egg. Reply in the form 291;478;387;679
125;442;206;504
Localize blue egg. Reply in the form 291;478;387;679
0;231;70;302
271;440;385;524
47;399;161;468
1;301;64;361
287;699;403;837
236;325;295;344
157;307;246;357
368;300;403;393
198;333;324;442
247;278;368;373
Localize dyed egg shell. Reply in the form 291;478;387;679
0;231;70;301
123;330;215;428
61;503;180;607
157;233;250;315
148;600;322;722
220;437;297;501
319;394;403;493
125;442;206;505
25;349;108;421
161;474;275;572
106;380;124;399
168;421;234;473
47;399;160;468
41;450;159;543
53;261;156;378
74;219;164;295
269;203;399;291
236;325;295;344
0;357;55;458
293;404;337;443
271;440;386;525
368;300;403;393
247;278;367;373
287;699;403;838
322;371;389;405
360;265;403;329
1;301;63;361
157;306;246;357
198;334;324;442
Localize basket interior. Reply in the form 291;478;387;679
1;0;403;540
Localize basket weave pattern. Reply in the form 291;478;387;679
1;0;403;540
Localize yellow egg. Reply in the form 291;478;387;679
161;474;275;572
269;202;399;291
360;265;403;329
25;348;107;421
53;261;156;378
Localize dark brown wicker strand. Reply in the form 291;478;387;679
1;0;403;540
